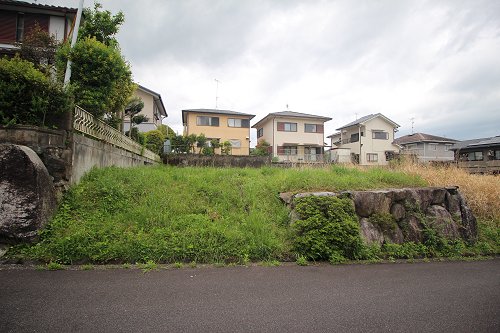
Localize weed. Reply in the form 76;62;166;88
189;261;197;268
329;251;347;265
296;256;308;266
369;213;397;233
122;263;131;269
214;262;226;268
173;262;183;269
81;264;94;270
139;260;158;272
46;261;64;270
260;260;281;267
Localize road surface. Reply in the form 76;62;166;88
0;260;499;332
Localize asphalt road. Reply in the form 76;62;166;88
0;260;499;333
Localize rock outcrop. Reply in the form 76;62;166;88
0;144;57;246
280;187;478;245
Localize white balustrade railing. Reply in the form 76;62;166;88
73;106;160;162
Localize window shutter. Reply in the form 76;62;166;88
241;119;250;128
24;14;49;35
211;117;219;126
317;125;324;133
277;146;284;154
277;122;285;131
0;12;17;43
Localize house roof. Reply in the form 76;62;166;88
252;111;332;128
326;132;341;139
182;109;255;125
137;85;167;117
335;113;400;131
0;0;77;15
393;133;458;145
451;136;500;151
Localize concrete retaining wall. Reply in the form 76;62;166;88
164;154;271;168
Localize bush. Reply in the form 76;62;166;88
144;130;165;155
0;56;71;127
291;196;363;261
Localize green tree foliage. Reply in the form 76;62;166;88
18;23;59;74
79;2;124;47
221;141;232;155
252;139;271;156
0;56;71;127
57;37;134;120
157;124;176;139
144;130;166;155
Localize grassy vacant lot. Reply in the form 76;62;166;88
12;164;498;265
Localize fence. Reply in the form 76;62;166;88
73;106;160;162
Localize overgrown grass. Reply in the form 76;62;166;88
12;165;425;264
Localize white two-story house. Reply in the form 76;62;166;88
329;113;400;165
123;85;168;133
252;111;332;162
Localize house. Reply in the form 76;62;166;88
450;136;500;174
182;108;255;155
0;0;77;57
330;113;400;165
326;132;351;163
251;111;332;162
393;133;458;163
123;85;168;133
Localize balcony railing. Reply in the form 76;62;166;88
73;106;161;162
278;153;325;163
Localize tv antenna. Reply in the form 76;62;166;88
214;79;219;109
410;117;415;134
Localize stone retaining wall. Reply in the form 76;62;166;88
280;187;477;245
164;154;271;168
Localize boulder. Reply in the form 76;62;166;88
0;144;57;245
400;215;424;243
352;191;393;217
359;218;384;246
383;226;405;244
426;205;460;239
457;193;478;243
390;203;406;221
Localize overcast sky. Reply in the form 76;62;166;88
40;0;500;143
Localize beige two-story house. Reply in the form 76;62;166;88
252;111;332;162
330;113;400;165
182;108;255;155
123;85;168;133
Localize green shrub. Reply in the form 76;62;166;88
291;196;363;261
296;255;308;266
382;242;427;259
144;130;165;155
0;56;71;127
369;213;397;233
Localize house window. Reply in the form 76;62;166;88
367;153;378;162
257;128;263;138
277;146;297;155
229;139;241;148
350;133;359;143
407;144;417;150
197;116;219;126
277;122;297;132
304;124;324;133
467;151;483;161
372;130;388;140
228;118;250;128
445;144;452;151
429;143;437;151
495;150;500;160
16;13;24;42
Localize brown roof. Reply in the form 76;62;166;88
393;133;458;145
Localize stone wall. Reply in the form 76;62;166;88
280;187;477;245
164;154;271;168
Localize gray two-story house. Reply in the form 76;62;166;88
393;133;458;163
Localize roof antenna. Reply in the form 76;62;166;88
214;78;219;109
410;117;415;134
286;104;289;110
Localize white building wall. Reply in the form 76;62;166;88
49;16;65;42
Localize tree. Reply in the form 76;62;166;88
157;124;176;139
124;97;148;138
56;2;133;127
252;139;271;156
79;2;124;47
57;37;134;121
18;23;59;75
221;141;232;155
144;130;166;155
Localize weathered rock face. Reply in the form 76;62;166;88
280;187;478;246
0;144;57;245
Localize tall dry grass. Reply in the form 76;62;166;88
393;160;500;225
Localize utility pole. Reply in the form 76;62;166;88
63;0;84;88
214;79;219;109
